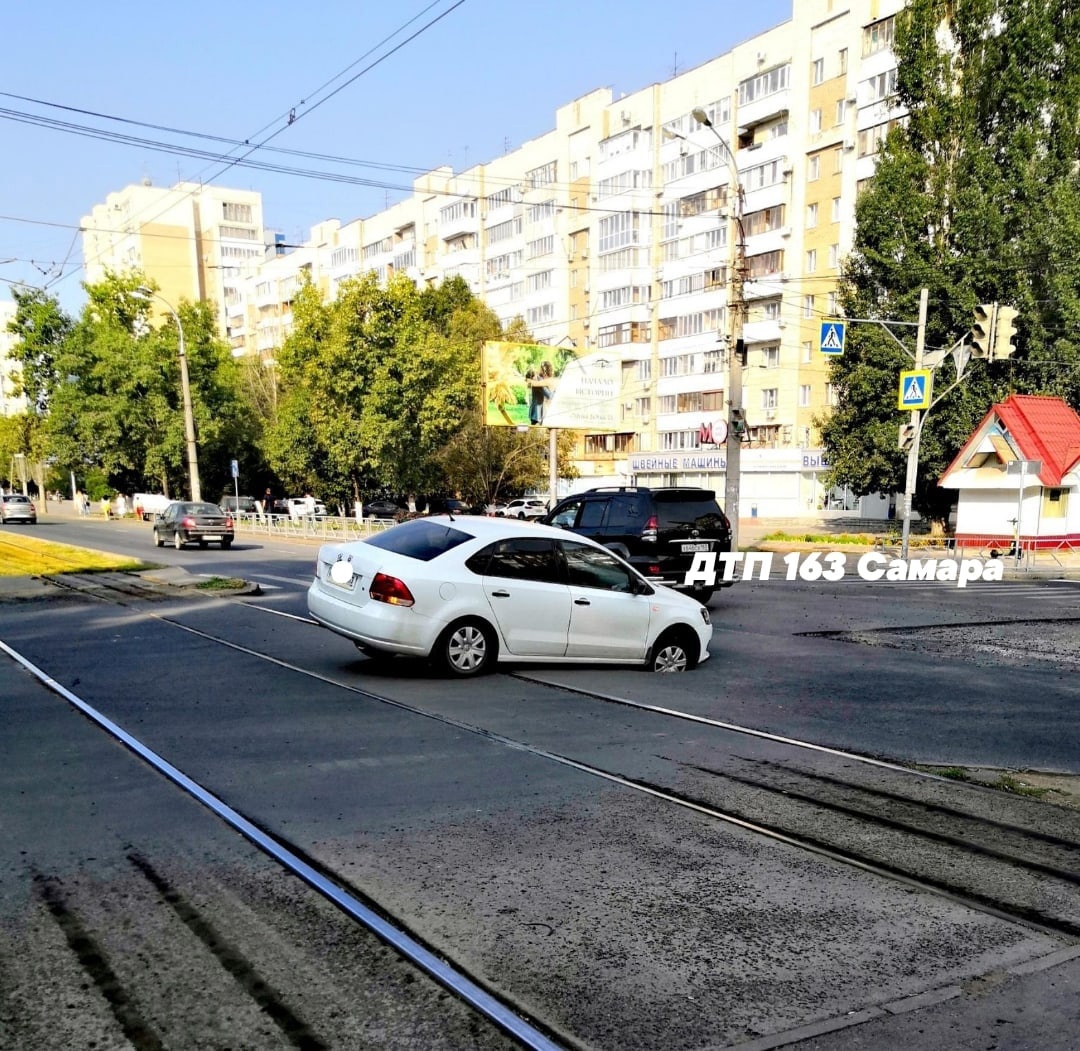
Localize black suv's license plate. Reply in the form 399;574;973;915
681;542;711;552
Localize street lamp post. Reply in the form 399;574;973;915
692;108;746;550
134;287;201;501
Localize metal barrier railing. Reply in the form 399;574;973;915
231;512;395;544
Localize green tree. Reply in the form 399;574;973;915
822;0;1080;525
4;286;72;411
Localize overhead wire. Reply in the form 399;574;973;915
48;0;468;290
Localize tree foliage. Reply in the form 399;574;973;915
7;273;258;499
267;274;551;507
822;0;1080;521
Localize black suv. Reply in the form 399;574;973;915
540;486;732;601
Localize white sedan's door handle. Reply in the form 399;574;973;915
491;590;511;598
574;598;591;606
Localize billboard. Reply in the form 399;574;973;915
482;340;620;430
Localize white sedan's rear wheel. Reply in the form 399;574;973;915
435;618;497;677
173;530;184;550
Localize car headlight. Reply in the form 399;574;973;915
699;606;711;625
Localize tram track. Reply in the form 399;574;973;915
4;585;1080;1048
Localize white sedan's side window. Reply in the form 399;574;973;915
561;542;634;592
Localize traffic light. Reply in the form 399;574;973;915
992;306;1018;359
970;304;996;358
730;407;747;438
898;422;916;451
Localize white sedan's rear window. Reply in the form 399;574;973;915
365;519;473;561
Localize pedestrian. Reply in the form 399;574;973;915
262;487;274;521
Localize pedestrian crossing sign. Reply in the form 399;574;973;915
820;320;846;355
898;369;932;409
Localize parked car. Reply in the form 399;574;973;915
0;493;37;524
220;495;257;514
502;497;548;520
286;496;329;518
363;497;407;519
541;486;732;603
152;501;234;549
307;516;712;677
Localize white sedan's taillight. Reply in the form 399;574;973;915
369;572;415;607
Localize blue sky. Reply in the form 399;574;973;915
1;0;793;314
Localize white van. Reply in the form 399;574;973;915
134;493;172;520
286;496;329;519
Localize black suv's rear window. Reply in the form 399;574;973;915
365;518;473;561
653;493;726;530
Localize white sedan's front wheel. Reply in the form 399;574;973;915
649;629;698;673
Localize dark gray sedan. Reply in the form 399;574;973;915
152;501;234;549
0;493;37;524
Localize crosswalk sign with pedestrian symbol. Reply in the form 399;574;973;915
898;369;932;409
819;320;846;355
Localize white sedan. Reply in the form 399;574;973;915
307;516;712;676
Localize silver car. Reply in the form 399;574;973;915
0;494;37;525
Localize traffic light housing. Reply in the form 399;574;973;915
970;304;995;358
898;422;916;450
730;407;747;438
992;306;1018;359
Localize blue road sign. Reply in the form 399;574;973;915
820;320;846;355
230;458;239;479
898;370;932;410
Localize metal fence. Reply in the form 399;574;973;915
231;512;395;544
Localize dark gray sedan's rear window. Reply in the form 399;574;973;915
365;519;473;561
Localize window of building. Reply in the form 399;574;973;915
761;388;778;410
809;108;823;134
833;147;844;174
812;57;825;85
802;340;812;362
440;199;477;223
220;225;258;241
829;244;840;269
808;155;821;181
799;384;811;407
747;251;783;279
526;200;556;223
222;202;253;223
744;205;786;236
598;211;641;254
1042;488;1068;518
739;63;791;105
525;160;557;188
487;218;522;244
526;304;554;325
825;382;838;406
598;321;651;348
806;249;817;273
835;99;847;125
637;360;652;382
831;196;842;222
828;292;839;314
838;47;848;74
526;270;553;293
485;187;514;208
703;349;724;375
526;236;554;258
803;295;815;319
762;345;780;368
863;15;896;57
634;396;651;416
806;202;818;228
596;170;652;199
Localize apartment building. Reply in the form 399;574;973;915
0;299;29;416
124;0;907;515
80;181;267;343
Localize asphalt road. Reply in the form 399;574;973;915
1;512;1078;1049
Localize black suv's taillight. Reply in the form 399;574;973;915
642;514;658;542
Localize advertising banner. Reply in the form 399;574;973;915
483;340;618;429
